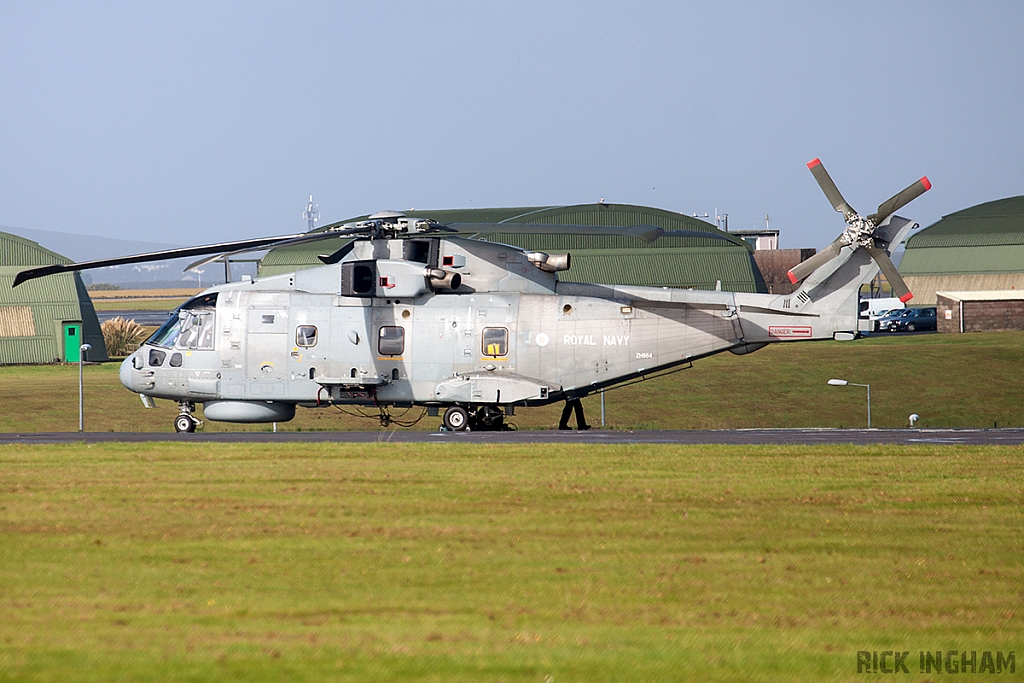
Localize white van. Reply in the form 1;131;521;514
859;297;906;332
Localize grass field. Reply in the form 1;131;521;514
89;288;199;311
0;442;1019;681
2;331;1024;432
87;288;201;299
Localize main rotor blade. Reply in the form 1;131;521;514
13;227;367;287
787;238;843;284
451;223;668;243
807;158;857;219
659;229;740;242
865;245;913;302
868;176;932;224
180;227;366;272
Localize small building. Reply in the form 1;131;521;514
731;228;780;251
752;248;817;295
935;291;1024;334
0;232;108;364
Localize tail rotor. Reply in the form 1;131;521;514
787;158;930;303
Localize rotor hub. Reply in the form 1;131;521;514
839;215;876;249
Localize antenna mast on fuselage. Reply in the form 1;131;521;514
304;195;321;232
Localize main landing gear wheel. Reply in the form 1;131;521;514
174;414;197;433
443;406;470;431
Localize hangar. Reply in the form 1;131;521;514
0;231;108;364
259;203;768;293
899;196;1024;305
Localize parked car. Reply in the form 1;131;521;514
873;308;911;332
869;309;897;331
886;307;937;332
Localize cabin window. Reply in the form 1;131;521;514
296;325;318;347
482;327;508;357
378;326;405;356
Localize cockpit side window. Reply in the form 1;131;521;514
176;309;216;350
146;292;218;349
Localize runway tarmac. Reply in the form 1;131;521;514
96;310;173;326
2;428;1024;446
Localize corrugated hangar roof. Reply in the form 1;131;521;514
901;196;1024;274
260;203;767;293
0;231;108;364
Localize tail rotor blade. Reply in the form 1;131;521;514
807;158;857;219
865;245;913;303
787;238;844;284
869;177;932;224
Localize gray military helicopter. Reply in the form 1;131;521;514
15;159;930;432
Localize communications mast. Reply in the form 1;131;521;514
303;195;320;232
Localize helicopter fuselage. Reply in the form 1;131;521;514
118;225;908;430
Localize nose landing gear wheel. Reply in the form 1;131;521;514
174;414;197;433
443;406;470;431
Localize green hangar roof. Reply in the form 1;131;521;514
899;196;1024;305
260;203;767;293
901;196;1024;274
0;231;108;364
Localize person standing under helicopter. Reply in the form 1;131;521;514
558;397;591;430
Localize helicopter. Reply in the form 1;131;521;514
15;159;930;432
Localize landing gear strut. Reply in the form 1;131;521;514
174;401;202;433
473;405;505;431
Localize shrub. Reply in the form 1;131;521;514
101;317;146;357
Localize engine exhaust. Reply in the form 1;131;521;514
526;251;571;273
428;268;462;291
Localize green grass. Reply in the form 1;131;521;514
0;442;1020;681
3;331;1024;432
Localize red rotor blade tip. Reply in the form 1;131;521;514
807;158;822;169
899;291;914;303
787;270;800;284
921;176;932;191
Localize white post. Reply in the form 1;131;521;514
79;343;92;432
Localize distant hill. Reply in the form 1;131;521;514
0;225;256;288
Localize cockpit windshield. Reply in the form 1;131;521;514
145;292;218;349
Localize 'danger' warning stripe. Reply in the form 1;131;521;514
768;326;812;338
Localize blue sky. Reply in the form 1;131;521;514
2;1;1021;250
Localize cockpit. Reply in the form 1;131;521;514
146;292;218;351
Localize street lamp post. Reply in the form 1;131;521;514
79;343;92;432
827;378;871;428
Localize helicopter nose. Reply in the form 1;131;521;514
119;354;136;391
